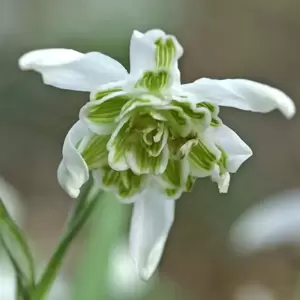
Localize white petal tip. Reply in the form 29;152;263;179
66;188;80;199
218;173;230;193
18;52;33;70
281;98;296;119
18;49;83;71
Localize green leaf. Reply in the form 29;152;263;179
0;199;36;293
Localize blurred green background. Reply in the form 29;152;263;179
0;0;300;299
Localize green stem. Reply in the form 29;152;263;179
32;186;102;300
71;192;130;300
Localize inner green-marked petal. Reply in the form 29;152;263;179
94;88;123;100
88;95;130;123
101;167;145;199
155;37;176;68
172;100;206;119
81;135;110;168
126;140;168;175
196;102;216;113
135;70;169;92
188;140;217;171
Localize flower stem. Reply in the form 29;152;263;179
32;182;102;300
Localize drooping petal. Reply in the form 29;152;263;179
19;49;128;91
129;188;175;280
183;78;296;119
211;124;253;173
57;121;89;198
129;30;183;76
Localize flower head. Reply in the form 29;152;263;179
19;29;295;279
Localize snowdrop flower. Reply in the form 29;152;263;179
230;189;300;254
19;29;295;279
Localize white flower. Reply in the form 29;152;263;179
19;29;295;279
230;189;300;254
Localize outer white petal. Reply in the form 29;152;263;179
183;78;296;118
19;49;128;91
230;189;300;254
211;124;253;173
129;188;175;280
129;29;183;77
57;121;89;198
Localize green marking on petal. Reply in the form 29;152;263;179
102;167;121;187
172;100;206;120
82;135;110;168
185;175;196;192
197;102;216;113
135;70;169;92
120;97;152;115
160;107;190;137
155;38;176;68
109;121;131;167
188;140;217;171
94;88;123;100
165;188;179;197
140;122;168;157
88;95;130;124
218;146;228;175
101;167;144;198
127;140;168;175
118;170;144;198
162;159;182;188
211;117;221;127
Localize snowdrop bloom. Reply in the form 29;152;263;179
19;29;295;279
230;189;300;254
